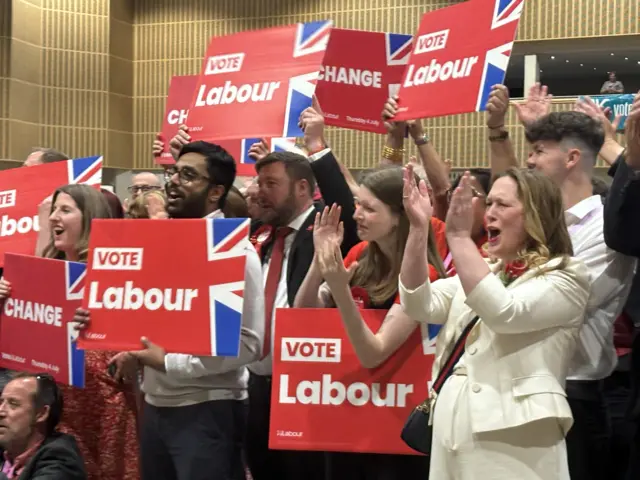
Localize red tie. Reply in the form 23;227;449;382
263;226;293;358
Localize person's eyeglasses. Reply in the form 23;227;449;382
164;166;210;185
127;185;162;194
446;186;484;203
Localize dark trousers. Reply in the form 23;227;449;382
566;379;612;480
326;452;429;480
140;399;247;480
246;373;326;480
604;370;635;480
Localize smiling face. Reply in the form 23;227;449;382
165;152;220;219
0;377;42;452
352;186;399;243
49;193;83;256
484;176;528;262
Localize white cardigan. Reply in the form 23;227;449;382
399;256;590;435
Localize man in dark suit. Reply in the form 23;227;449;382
0;372;85;479
603;91;640;480
245;147;358;480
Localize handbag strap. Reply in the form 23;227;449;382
431;315;480;393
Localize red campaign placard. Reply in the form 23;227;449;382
315;29;413;134
158;75;200;165
0;254;86;387
394;0;524;120
270;308;437;455
187;21;332;141
157;75;303;176
77;218;250;357
0;157;103;267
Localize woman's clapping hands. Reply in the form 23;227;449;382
402;163;433;228
313;204;357;288
445;172;477;240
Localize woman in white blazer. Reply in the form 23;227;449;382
399;167;590;480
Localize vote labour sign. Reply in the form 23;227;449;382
394;0;524;120
315;29;413;134
0;156;103;267
158;75;304;175
0;254;86;387
187;21;332;141
270;309;437;455
77;218;250;357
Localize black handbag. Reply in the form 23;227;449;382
400;315;480;454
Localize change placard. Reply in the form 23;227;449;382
0;254;86;387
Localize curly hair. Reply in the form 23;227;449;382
525;111;605;166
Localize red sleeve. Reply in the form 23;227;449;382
343;241;368;268
430;217;449;261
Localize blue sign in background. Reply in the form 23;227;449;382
589;94;635;131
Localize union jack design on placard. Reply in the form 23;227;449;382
209;281;244;357
67;156;103;186
284;72;321;138
475;42;513;111
65;260;86;388
294;21;332;58
385;33;413;66
65;261;86;301
206;217;251;261
474;0;524;112
491;0;525;29
205;217;251;357
420;323;441;356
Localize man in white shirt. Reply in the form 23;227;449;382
525;111;636;480
245;151;325;480
111;141;265;480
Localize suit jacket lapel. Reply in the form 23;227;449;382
286;210;317;284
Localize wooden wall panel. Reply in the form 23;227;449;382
517;0;640;41
7;0;43;161
0;1;11;160
131;0;639;170
39;2;110;161
108;0;134;169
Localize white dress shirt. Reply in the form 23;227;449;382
248;204;316;376
142;210;265;407
566;195;636;381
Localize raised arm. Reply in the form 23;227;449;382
382;96;450;219
574;96;624;166
604;92;640;256
485;85;518;175
312;209;421;368
399;165;458;323
301;101;360;255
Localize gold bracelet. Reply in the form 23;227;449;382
382;145;405;162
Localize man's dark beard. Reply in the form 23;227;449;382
265;188;298;227
168;188;210;219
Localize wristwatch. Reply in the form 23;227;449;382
414;133;430;146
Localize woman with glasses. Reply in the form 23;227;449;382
0;185;140;480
